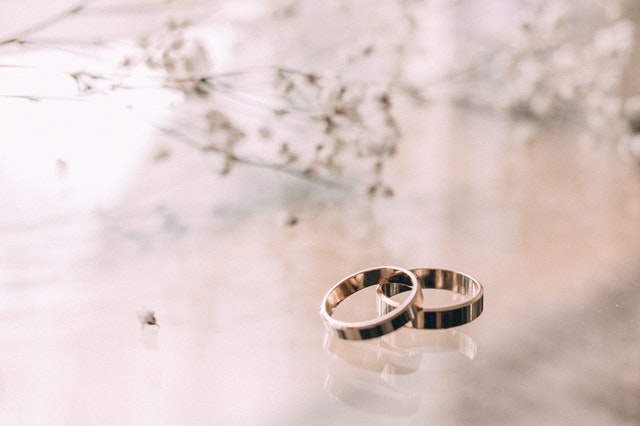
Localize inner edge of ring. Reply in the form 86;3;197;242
377;269;483;312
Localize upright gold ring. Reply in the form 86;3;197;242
377;268;483;329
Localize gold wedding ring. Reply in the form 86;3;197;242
377;268;484;329
320;266;422;340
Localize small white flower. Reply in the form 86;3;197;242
539;1;569;34
593;20;634;58
530;93;554;117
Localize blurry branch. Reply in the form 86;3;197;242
0;2;410;196
155;125;346;188
0;94;88;102
3;0;638;196
0;2;91;47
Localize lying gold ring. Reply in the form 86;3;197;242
320;266;422;340
377;268;483;329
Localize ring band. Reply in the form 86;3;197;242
377;268;483;329
320;266;422;340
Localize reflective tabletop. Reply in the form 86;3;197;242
1;1;640;425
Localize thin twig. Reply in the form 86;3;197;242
0;2;93;47
155;125;345;189
0;94;92;102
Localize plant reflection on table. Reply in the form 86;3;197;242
323;326;478;416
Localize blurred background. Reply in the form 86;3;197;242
1;1;639;424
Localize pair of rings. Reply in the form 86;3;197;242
320;266;484;340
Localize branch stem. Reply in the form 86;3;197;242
0;2;92;47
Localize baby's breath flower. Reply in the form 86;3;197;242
134;20;211;95
488;0;633;145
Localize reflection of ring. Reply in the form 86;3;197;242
377;268;483;329
320;266;421;340
380;329;477;393
383;326;478;361
324;359;422;416
323;331;420;374
324;326;479;399
323;326;477;374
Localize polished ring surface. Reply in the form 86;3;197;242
320;266;422;340
377;268;483;329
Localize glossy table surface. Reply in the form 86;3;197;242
1;2;640;425
2;100;640;425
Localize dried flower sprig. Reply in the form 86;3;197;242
1;3;404;195
485;0;634;143
117;17;402;194
124;17;212;96
137;305;158;327
5;0;640;190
